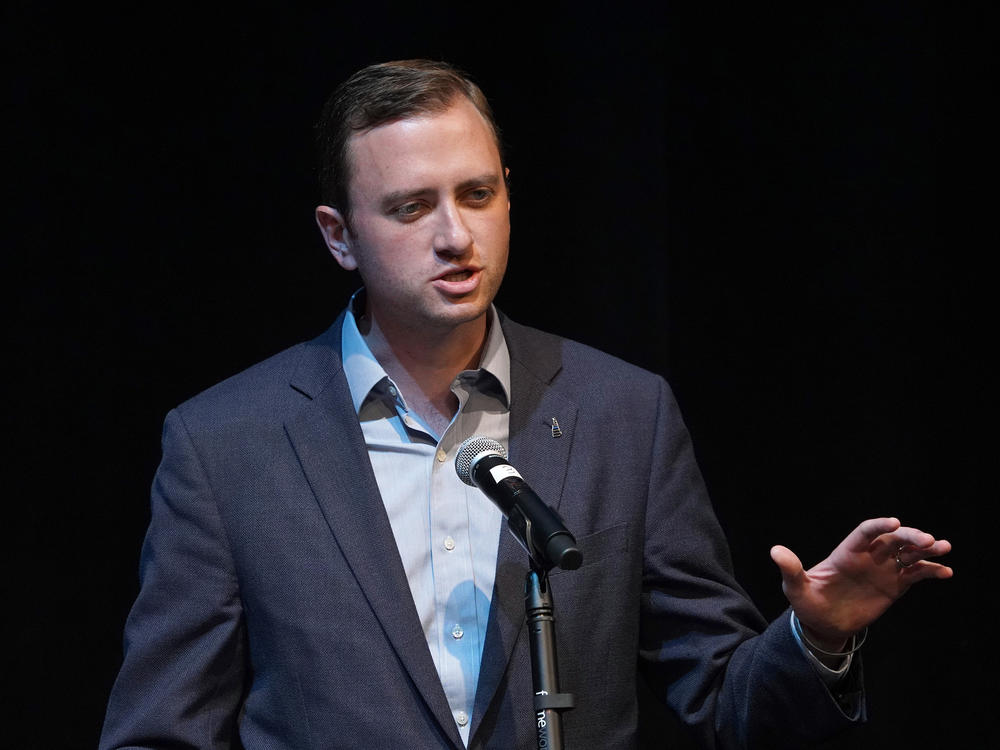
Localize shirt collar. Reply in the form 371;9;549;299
341;289;511;414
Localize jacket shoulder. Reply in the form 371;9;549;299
501;315;668;396
173;317;343;431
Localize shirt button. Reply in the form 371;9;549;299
456;710;468;727
436;448;447;462
452;624;464;639
444;536;456;551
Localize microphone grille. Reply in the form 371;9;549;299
454;435;507;486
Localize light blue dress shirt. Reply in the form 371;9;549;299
340;296;851;737
341;299;509;745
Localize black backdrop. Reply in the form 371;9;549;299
6;3;988;748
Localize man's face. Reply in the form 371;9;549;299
316;97;510;337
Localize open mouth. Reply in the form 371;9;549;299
440;270;474;282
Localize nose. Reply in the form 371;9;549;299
432;201;473;257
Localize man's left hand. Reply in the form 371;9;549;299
770;517;953;650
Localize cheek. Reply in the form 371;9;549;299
373;220;433;252
471;210;511;245
352;225;410;268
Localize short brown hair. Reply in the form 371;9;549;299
316;59;505;218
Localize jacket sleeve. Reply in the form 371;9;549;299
100;408;248;749
638;377;863;749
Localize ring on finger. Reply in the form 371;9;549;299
895;545;915;570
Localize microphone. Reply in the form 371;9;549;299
455;436;582;571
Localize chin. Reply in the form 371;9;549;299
428;300;492;328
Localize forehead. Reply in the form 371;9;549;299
346;98;503;201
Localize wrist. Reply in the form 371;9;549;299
799;622;848;654
791;612;867;665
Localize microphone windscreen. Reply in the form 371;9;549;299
455;435;507;486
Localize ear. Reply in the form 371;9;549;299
504;167;511;210
315;205;358;271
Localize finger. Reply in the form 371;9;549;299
900;560;954;582
884;526;938;551
896;539;952;567
770;545;806;592
925;539;952;557
847;517;902;551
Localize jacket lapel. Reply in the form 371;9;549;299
283;317;465;749
470;318;579;736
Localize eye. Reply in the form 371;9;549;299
393;202;425;220
464;188;494;205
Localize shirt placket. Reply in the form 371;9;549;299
428;378;480;737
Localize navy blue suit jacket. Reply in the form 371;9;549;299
100;312;862;749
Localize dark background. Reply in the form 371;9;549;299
6;3;988;747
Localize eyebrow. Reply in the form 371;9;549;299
379;173;502;212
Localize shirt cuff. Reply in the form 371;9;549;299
789;611;852;687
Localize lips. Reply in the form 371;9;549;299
440;270;473;282
432;266;482;295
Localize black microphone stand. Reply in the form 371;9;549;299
525;562;575;750
453;436;579;747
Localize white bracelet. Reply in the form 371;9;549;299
791;612;868;658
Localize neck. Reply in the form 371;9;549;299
359;311;489;427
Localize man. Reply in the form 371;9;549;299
100;60;952;749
